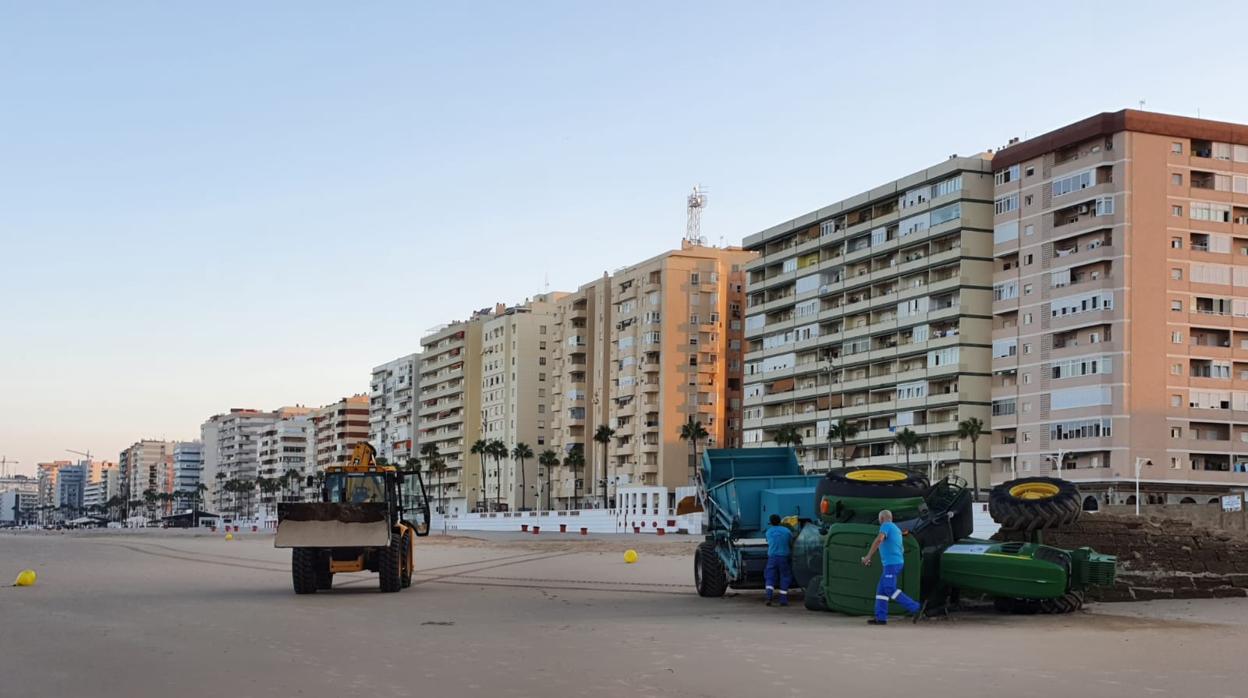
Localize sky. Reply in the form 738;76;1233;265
3;1;1247;476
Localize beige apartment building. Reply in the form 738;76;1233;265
991;110;1248;507
201;406;313;509
118;441;176;503
740;158;995;492
313;395;370;470
480;294;564;511
550;242;754;506
418;316;485;513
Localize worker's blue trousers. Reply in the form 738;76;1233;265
764;555;792;602
874;563;920;622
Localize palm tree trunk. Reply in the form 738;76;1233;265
971;440;979;502
519;458;526;511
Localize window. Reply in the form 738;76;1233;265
1023;343;1032;355
1023;373;1032;385
1024;254;1033;265
1024;312;1032;324
1025;166;1035;177
993;166;1020;186
1235;176;1248;194
1192;201;1232;222
1172;300;1183;312
1095;196;1114;216
994;221;1019;244
1022;432;1031;443
1172;331;1183;343
690;272;700;284
1171;268;1183;280
539;357;547;366
1023;283;1034;295
929;203;961;226
1172;205;1183;217
1172;173;1183;186
1171;394;1182;407
1171;237;1183;249
1051;355;1112;379
1052;169;1094;197
933;176;962;198
992;339;1018;358
1024;195;1033;206
1024;224;1035;236
995;194;1019;215
1171;426;1182;439
539;372;546;382
1051;385;1112;410
1051;418;1113;441
795;274;820;294
1172;142;1183;154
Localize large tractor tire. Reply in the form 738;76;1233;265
694;541;729;598
1039;591;1084;614
989;477;1081;532
378;533;403;593
818;466;929;501
400;530;413;589
315;551;333;590
292;548;319;595
803;575;828;612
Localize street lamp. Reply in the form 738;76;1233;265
1134;457;1153;517
1045;449;1068;478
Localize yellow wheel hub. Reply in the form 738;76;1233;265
846;469;907;483
1009;482;1060;500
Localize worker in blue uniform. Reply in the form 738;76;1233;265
861;509;922;625
763;514;795;606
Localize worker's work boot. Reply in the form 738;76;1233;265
764;593;773;606
778;595;789;607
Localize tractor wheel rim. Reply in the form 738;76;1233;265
846;469;908;483
1009;482;1060;500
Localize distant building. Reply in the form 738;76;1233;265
173;442;204;510
118;441;175;504
83;468;120;512
419;315;486;513
0;489;38;525
370;353;421;466
313;396;370;470
36;460;71;520
256;412;316;515
200;406;313;512
56;464;87;514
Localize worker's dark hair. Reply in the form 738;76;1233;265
769;514;781;525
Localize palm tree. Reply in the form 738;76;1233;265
593;425;616;508
828;418;860;469
773;424;803;449
430;457;448;515
563;446;586;509
419;443;442;510
195;483;209;511
894;427;920;473
283;468;302;502
487;439;508;511
511;443;534;511
142;488;158;519
679;416;710;475
214;471;227;512
538;449;560;510
469;439;488;510
958;416;987;501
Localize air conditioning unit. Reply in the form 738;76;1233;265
1077;205;1090;214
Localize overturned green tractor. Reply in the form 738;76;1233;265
798;467;1116;616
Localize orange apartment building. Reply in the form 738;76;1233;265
991;110;1248;508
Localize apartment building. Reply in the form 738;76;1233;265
83;468;120;511
55;464;87;512
550;243;755;506
370;352;421;465
313;395;370;470
0;487;38;525
418;316;485;513
35;460;69;512
201;407;312;507
257;413;315;482
480;294;564;511
118;441;176;503
991;110;1248;507
740;158;995;489
172;442;203;509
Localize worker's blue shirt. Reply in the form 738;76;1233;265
765;525;792;557
879;521;905;566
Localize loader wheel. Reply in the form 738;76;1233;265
292;548;318;595
989;477;1081;532
400;530;413;588
379;533;403;593
1039;591;1084;614
803;575;828;612
315;551;333;590
819;466;929;501
694;542;728;598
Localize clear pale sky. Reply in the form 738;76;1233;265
2;1;1245;476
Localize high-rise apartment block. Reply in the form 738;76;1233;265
419;315;485;513
313;395;370;470
173;442;203;509
990;110;1248;506
201;407;312;507
118;441;175;503
480;294;564;511
369;353;421;465
550;243;754;506
740;158;995;488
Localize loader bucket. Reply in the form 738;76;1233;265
274;503;391;548
675;495;703;516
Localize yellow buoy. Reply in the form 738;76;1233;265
225;533;234;541
624;549;638;564
13;569;36;587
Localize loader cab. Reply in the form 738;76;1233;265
324;471;388;504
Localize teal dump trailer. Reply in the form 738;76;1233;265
693;448;823;596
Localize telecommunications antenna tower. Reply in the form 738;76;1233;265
685;185;708;246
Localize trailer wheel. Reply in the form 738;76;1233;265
694;542;728;598
803;575;828;612
400;530;413;588
989;477;1081;532
819;466;929;501
1039;591;1084;614
315;551;333;590
379;533;403;593
292;548;318;594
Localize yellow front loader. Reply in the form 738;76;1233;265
275;443;430;593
